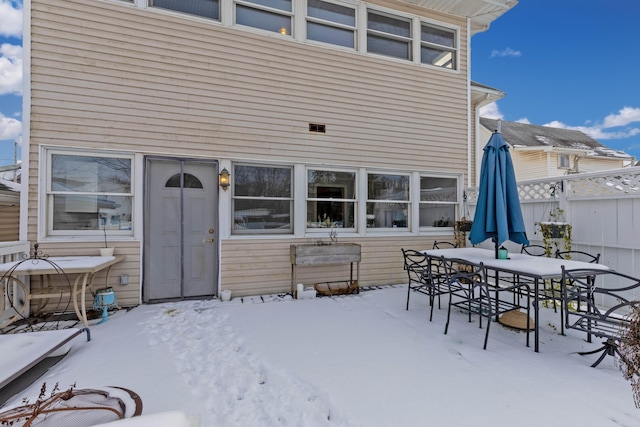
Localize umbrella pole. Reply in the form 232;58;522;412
493;237;498;259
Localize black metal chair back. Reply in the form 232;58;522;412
556;250;600;263
432;241;458;249
401;249;429;310
521;244;546;257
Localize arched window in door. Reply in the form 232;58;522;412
165;173;203;189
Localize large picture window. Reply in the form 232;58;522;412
232;164;293;233
47;152;133;236
419;176;457;228
307;169;356;230
366;173;410;228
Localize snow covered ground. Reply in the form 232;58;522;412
1;285;638;426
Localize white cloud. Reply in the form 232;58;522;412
515;117;531;124
0;112;21;140
0;43;22;95
489;47;522;58
544;107;640;142
0;0;23;38
479;102;503;119
602;106;640;128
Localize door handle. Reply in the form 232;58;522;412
205;238;215;243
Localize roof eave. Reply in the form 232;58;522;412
395;0;518;35
470;83;505;107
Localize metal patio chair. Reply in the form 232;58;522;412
442;257;531;349
402;249;450;318
562;267;640;367
402;249;429;310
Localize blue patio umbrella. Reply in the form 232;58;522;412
469;130;529;257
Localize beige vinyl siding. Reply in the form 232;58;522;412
29;0;468;169
221;236;450;297
27;0;471;300
0;196;19;242
576;157;626;173
511;151;549;181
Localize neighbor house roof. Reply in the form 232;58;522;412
480;117;633;160
0;183;16;193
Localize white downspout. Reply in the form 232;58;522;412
466;18;472;188
19;0;31;242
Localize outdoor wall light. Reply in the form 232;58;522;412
219;168;230;191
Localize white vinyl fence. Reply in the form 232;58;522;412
466;166;640;282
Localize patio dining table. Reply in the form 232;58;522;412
422;247;609;352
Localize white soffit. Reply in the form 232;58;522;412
398;0;518;34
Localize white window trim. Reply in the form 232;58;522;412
304;0;357;49
40;147;136;243
220;163;465;238
365;170;412;231
417;172;462;231
231;162;295;235
234;0;295;36
305;166;358;233
365;6;414;62
558;153;571;169
418;18;459;70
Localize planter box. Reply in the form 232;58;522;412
290;243;361;297
290;243;361;265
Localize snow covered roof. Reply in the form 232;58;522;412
480;117;633;160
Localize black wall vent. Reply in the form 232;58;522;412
309;123;326;133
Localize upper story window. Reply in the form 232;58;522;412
150;0;220;20
47;151;134;237
307;169;356;230
306;0;356;48
366;11;412;60
235;0;293;36
421;22;456;69
558;153;571;169
130;0;460;71
419;176;457;227
366;173;410;228
232;164;293;233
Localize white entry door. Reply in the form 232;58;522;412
144;158;218;301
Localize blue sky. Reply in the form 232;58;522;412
473;0;640;160
0;0;22;167
1;0;639;167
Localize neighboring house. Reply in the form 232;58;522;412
479;118;635;182
22;0;517;305
0;182;19;242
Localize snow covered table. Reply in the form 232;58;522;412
0;256;125;329
422;247;609;352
